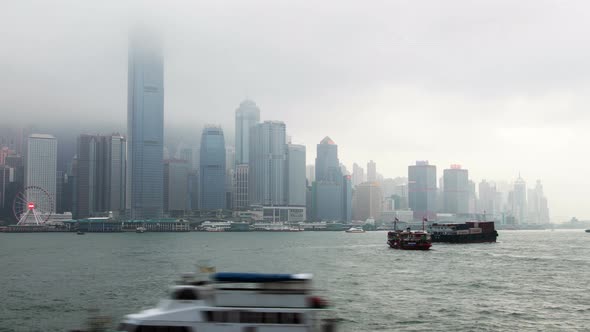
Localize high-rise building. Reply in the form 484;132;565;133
367;160;377;182
164;159;190;215
199;126;227;210
305;165;315;185
233;164;249;210
26;134;57;212
178;147;194;170
478;180;498;217
312;137;351;221
235;100;260;165
249;121;287;206
443;165;469;214
353;182;383;221
127;31;164;220
408;161;437;220
286;144;306;206
527;180;549;224
512;175;527;224
74;134;127;219
352;163;365;187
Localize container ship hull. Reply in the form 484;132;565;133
429;221;498;244
431;231;498;243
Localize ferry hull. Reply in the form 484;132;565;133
387;240;432;250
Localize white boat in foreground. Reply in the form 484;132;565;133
116;272;338;332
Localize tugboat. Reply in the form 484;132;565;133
429;221;498;243
115;271;338;332
387;218;432;250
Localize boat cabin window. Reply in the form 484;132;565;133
203;311;302;324
172;287;200;300
118;324;192;332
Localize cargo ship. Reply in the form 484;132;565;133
429;221;498;243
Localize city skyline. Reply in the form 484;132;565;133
2;1;589;219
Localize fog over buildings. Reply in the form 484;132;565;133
3;0;590;220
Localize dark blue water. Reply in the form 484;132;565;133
1;230;589;331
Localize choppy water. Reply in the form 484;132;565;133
1;230;590;331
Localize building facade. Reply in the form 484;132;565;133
249;121;287;206
127;32;164;220
164;159;190;215
235;100;260;165
286;144;306;206
26;134;57;211
367;160;377;182
353;181;383;221
199;126;227;210
443;165;469;214
408;161;437;220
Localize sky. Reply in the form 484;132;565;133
2;0;590;221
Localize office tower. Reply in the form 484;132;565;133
233;164;249;210
306;165;315;185
178;147;194;170
443;164;469;214
478;180;498;216
249;121;287;206
188;171;199;211
199;126;227;210
127;30;164;220
164;159;190;215
352;163;365;187
367;160;377;182
512;175;527;224
75;134;127;219
286;144;306;206
225;146;235;210
528;180;549;224
26;134;57;211
235;100;260;165
353;182;383;221
408;161;437;220
313;137;351;221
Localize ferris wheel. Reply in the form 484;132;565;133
13;186;54;225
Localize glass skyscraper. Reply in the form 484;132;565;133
199;126;226;210
235;100;260;165
126;32;164;220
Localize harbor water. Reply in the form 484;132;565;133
1;230;589;331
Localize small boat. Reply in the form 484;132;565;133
585;229;590;233
136;227;146;233
345;227;365;233
115;271;339;331
76;230;85;235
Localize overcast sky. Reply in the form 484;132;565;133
2;0;590;220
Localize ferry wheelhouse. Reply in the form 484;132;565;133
116;272;337;332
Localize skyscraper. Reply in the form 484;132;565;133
249;121;287;206
286;144;306;206
233;164;249;210
353;182;383;221
164;159;190;215
408;161;437;220
512;175;527;224
127;31;164;220
306;165;315;185
199;126;227;210
367;160;377;182
313;137;351;221
26;134;57;211
443;164;469;214
235;100;260;165
352;163;365;187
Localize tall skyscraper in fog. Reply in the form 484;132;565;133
235;100;260;165
367;160;377;182
127;31;164;220
199;126;227;210
233;100;260;209
26;134;57;211
443;165;469;214
249;121;286;206
512;175;527;224
408;161;437;220
352;163;365;187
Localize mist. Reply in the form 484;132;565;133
2;0;590;220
